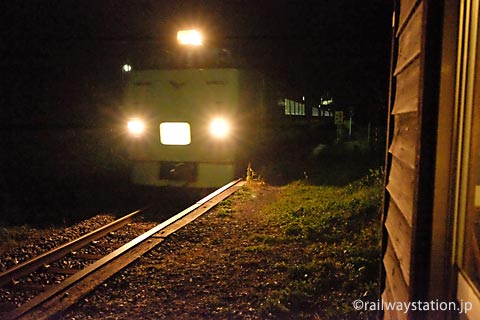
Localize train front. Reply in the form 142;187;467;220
124;67;244;188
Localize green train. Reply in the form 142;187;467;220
122;30;307;188
124;68;270;187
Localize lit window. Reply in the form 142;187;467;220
285;98;290;115
160;122;191;145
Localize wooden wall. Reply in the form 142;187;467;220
382;1;424;319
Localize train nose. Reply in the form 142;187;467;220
160;161;198;181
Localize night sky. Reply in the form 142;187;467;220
1;0;392;127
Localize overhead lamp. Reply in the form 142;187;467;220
177;30;203;46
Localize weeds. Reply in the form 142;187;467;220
216;199;234;218
259;170;383;319
244;244;271;254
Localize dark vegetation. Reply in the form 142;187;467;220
258;120;385;187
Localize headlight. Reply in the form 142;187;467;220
127;118;146;137
209;118;230;139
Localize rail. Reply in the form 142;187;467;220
4;179;244;320
0;209;144;287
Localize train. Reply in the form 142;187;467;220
122;31;306;188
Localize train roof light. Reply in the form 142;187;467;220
127;118;145;137
177;29;203;46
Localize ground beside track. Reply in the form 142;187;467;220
61;176;381;320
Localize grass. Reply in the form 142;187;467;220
258;169;383;319
215;198;235;218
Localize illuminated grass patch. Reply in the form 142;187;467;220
259;171;383;319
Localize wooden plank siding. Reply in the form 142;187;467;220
398;0;418;34
395;5;423;76
381;0;467;318
382;0;424;319
384;240;410;304
385;200;412;283
383;277;405;320
392;59;421;114
388;112;419;168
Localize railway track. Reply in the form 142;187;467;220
0;179;244;320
